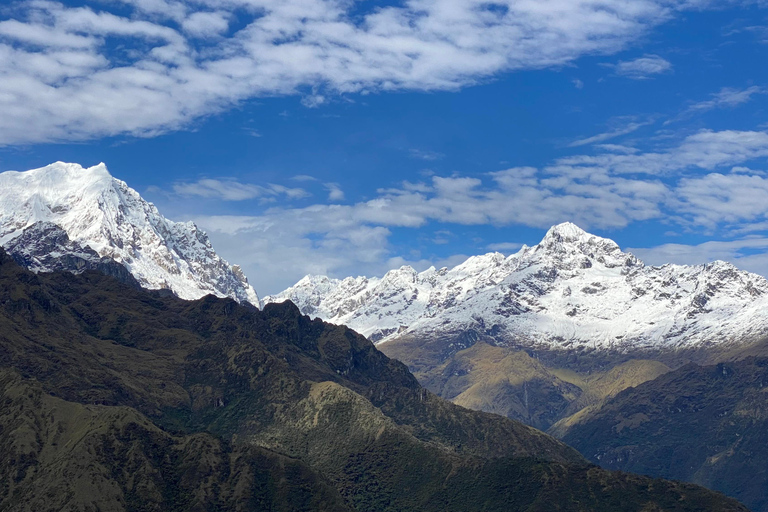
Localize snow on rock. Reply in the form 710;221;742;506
0;162;259;304
264;222;768;351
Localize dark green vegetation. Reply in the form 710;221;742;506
562;357;768;512
0;370;350;512
0;251;747;511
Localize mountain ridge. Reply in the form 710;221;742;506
265;222;768;352
0;247;746;511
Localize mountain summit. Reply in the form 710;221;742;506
0;162;258;304
264;222;768;350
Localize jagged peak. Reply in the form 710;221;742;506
382;265;418;282
535;222;622;257
543;222;590;242
295;274;337;286
539;222;618;247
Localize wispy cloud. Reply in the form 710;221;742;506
409;149;445;161
243;128;262;138
291;175;317;182
612;54;673;79
173;178;309;201
569;119;653;147
0;0;726;145
722;23;768;42
676;86;767;120
553;130;768;176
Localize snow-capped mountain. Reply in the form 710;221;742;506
0;162;259;304
264;222;768;350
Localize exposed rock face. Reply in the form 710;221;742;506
0;162;258;304
266;222;768;351
4;221;140;286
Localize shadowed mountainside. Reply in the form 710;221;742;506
0;250;748;512
561;357;768;512
0;369;351;512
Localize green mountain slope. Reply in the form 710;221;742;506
0;369;351;512
0;251;748;512
562;358;768;512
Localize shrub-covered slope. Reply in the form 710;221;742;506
0;369;351;512
562;358;768;512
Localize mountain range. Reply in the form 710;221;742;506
265;221;768;352
1;162;766;511
265;219;768;512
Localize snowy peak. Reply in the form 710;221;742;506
0;162;259;304
265;223;768;350
542;222;592;243
530;221;632;269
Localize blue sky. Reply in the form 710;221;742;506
1;0;768;294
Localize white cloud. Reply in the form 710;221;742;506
0;0;725;144
181;11;229;38
673;173;768;229
487;242;524;252
409;148;445;161
324;183;345;201
629;237;768;278
612;54;672;79
173;178;309;201
180;128;768;292
300;94;327;109
195;213;396;294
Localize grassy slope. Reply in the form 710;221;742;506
548;359;671;437
382;333;671;434
416;342;582;430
